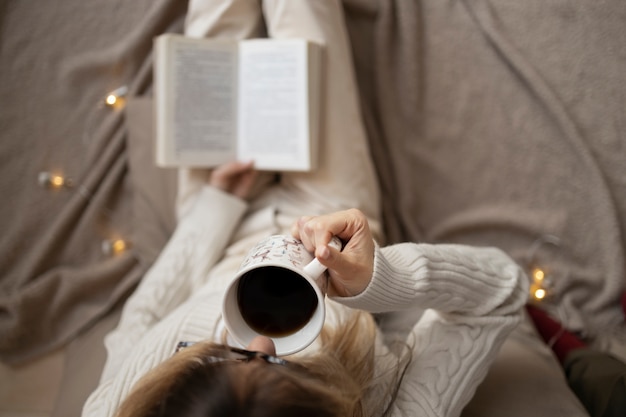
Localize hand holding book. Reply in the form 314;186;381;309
208;160;258;200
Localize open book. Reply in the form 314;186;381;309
154;34;322;171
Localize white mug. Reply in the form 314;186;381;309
222;234;342;356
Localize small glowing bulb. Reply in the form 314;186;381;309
38;171;72;189
533;268;545;282
534;288;546;300
51;175;65;188
104;86;128;109
105;94;118;106
112;239;127;254
102;238;130;256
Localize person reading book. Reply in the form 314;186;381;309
104;206;526;417
82;1;527;417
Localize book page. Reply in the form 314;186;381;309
237;40;311;171
173;40;237;156
155;35;238;166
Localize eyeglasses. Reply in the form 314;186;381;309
174;341;304;370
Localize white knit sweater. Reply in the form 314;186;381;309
82;186;528;417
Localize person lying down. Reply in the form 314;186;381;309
83;1;527;415
83;164;527;417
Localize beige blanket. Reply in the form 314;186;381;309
0;0;185;364
1;0;624;369
345;0;626;356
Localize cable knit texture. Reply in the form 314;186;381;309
83;190;527;417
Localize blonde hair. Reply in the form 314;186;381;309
115;309;408;417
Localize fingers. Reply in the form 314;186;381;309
291;209;375;297
290;216;312;241
231;166;258;199
209;160;257;199
293;208;370;253
210;160;254;187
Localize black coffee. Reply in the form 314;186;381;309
237;266;318;337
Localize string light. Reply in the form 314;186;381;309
38;86;133;259
534;288;547;300
528;266;552;302
530;281;547;301
102;239;130;256
38;172;73;189
525;235;561;303
103;85;128;110
532;268;545;282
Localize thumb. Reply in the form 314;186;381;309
315;245;354;279
315;246;353;284
315;244;336;267
316;239;373;298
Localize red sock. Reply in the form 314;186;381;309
526;304;586;364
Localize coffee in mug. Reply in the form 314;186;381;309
223;235;342;355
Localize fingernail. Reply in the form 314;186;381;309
318;246;330;260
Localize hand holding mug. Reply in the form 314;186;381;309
223;234;342;356
223;209;374;356
291;208;375;298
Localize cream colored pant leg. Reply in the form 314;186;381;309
185;0;264;39
260;0;381;226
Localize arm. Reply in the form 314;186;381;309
293;209;528;417
99;162;256;382
83;190;243;417
355;242;527;417
339;242;526;317
292;209;525;317
99;186;247;382
85;162;257;417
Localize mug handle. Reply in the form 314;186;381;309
302;236;343;278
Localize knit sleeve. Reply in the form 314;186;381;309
336;243;528;417
95;186;247;385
